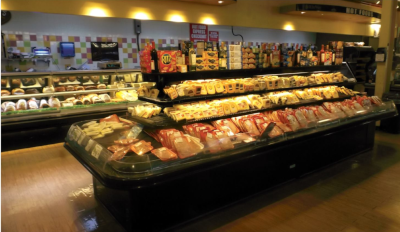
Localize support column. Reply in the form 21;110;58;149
375;0;397;98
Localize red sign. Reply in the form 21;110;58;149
190;23;208;43
209;31;219;42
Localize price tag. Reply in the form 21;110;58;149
91;144;102;160
85;139;95;152
68;126;76;141
72;128;81;141
77;133;86;145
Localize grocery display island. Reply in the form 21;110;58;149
64;65;398;232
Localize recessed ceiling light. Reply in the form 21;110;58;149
218;1;223;3
321;14;324;15
301;12;305;14
376;1;380;4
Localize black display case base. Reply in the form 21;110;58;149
92;121;375;232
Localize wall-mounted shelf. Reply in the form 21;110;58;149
1;69;141;77
1;87;138;100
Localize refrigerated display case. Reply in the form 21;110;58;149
1;69;155;151
64;64;398;232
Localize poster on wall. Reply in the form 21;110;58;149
209;31;219;42
189;23;208;43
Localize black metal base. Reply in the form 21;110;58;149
92;121;375;232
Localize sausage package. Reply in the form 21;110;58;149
130;140;153;155
151;147;178;162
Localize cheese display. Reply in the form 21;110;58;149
163;72;348;99
128;103;162;119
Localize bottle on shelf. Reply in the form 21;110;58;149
296;44;302;67
219;41;227;70
307;44;313;60
326;44;332;65
150;41;158;73
320;45;326;66
331;42;336;65
266;43;272;67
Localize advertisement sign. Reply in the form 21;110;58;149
190;23;208;42
209;31;219;42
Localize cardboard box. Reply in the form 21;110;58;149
196;64;206;71
228;57;242;63
229;45;241;51
204;51;218;59
205;58;218;65
205;64;219;70
158;51;177;73
228;63;242;70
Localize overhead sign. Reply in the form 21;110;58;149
190;23;208;43
209;31;219;42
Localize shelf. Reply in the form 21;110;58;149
1;69;141;77
2;56;53;61
131;95;353;128
142;65;343;81
1;87;138;100
139;82;356;105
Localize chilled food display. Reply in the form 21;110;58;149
66;95;391;173
161;86;354;122
128;103;162;118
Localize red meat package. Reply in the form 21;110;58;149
130;140;153;155
108;146;131;161
214;130;234;150
173;136;196;159
151;147;178;162
100;114;120;123
114;138;139;145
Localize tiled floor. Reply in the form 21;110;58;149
2;130;400;232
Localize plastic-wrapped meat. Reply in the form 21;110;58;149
234;133;256;143
130;140;153;156
28;98;39;109
174;136;196;159
330;105;346;118
286;115;301;131
294;110;308;128
203;131;221;153
214;131;234;150
109;146;131;161
301;108;318;122
243;119;260;136
221;119;240;135
100;114;121;123
99;94;111;103
151;147;178;162
16;99;27;110
275;122;292;132
353;102;365;112
340;104;355;117
114;138;139;145
184;135;204;152
260;123;284;138
168;131;185;152
108;144;128;153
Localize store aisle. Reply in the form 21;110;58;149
2;130;400;232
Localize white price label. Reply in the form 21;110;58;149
85;139;95;152
68;126;76;141
77;133;85;145
91;144;102;160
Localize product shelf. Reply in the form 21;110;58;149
139;82;356;105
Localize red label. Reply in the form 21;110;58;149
190;23;208;43
209;31;219;42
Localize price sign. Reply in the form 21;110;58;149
91;144;102;160
209;31;219;42
85;139;95;152
190;23;208;43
